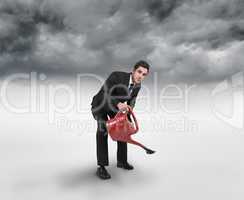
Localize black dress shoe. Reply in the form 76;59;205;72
117;162;134;170
96;166;111;180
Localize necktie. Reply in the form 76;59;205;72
128;83;134;94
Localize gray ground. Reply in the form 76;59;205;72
1;81;243;200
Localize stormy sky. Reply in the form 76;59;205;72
0;0;244;82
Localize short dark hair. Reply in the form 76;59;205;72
133;60;150;72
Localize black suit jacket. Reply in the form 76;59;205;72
91;71;141;117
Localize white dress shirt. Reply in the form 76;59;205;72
129;73;133;86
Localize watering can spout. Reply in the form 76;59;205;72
106;107;155;154
145;148;156;154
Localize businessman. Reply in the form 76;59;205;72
91;60;150;179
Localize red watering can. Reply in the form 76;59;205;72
106;107;155;154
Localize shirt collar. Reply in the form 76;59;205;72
129;73;133;85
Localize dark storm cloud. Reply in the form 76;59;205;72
229;24;244;41
210;24;244;48
207;0;244;20
144;0;182;21
0;0;65;55
146;0;244;83
0;0;244;83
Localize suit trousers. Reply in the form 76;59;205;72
94;112;127;166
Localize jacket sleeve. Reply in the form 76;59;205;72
128;95;136;109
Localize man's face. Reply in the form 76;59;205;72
132;66;149;84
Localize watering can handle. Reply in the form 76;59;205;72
116;107;139;132
127;106;139;132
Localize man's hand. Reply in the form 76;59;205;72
117;102;131;111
